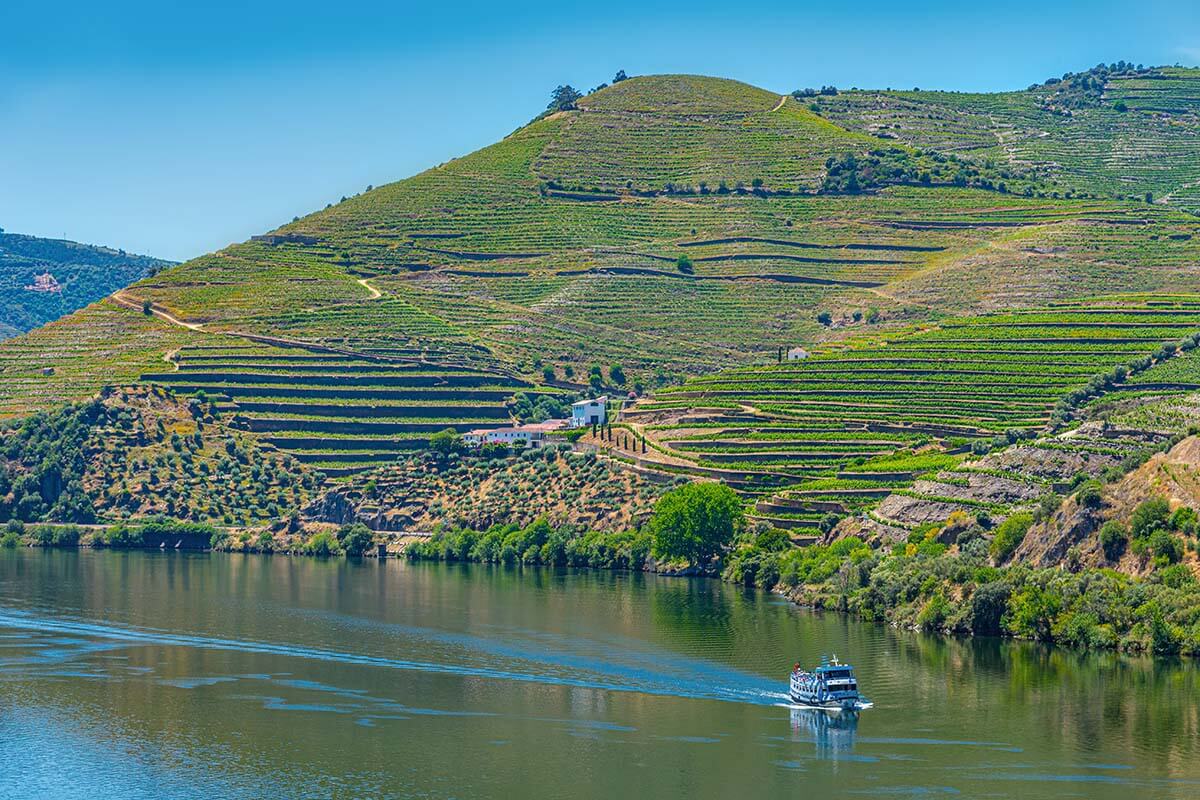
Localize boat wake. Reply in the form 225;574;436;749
0;608;783;707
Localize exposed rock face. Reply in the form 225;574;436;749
305;491;356;525
1015;495;1105;569
1017;435;1200;574
830;515;906;547
932;473;1042;505
874;494;964;527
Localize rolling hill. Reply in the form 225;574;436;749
0;231;173;339
3;66;1200;541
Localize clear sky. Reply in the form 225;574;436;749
1;0;1197;261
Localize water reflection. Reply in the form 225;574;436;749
789;706;859;760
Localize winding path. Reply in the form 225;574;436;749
111;289;206;331
357;277;382;299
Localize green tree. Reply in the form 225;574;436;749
1149;528;1183;565
1149;607;1181;655
339;523;375;557
1006;582;1062;640
548;85;583;112
969;581;1011;635
429;428;465;458
676;254;694;274
650;482;744;565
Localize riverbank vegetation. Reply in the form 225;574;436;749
727;516;1200;656
407;482;744;572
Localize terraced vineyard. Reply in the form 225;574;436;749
138;343;550;477
2;74;1197;402
0;300;201;417
863;422;1175;538
625;300;1200;532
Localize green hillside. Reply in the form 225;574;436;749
811;64;1200;210
4;67;1200;539
0;231;173;339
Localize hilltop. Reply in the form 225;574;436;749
0;231;172;339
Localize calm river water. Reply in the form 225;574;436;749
0;548;1197;799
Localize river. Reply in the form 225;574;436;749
0;548;1196;798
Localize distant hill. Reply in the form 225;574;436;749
0;231;173;339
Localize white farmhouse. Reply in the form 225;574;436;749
571;396;607;427
787;347;810;361
463;419;566;449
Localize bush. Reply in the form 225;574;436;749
754;526;792;552
303;531;341;557
649;482;744;565
30;524;81;547
1130;498;1170;539
1075;481;1103;509
256;530;276;553
99;523;144;548
989;513;1032;564
1169;506;1197;536
778;537;870;588
1099;520;1128;561
916;591;951;631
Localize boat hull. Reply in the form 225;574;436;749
789;692;872;712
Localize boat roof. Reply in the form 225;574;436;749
814;663;855;673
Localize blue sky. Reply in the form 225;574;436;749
1;0;1197;262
